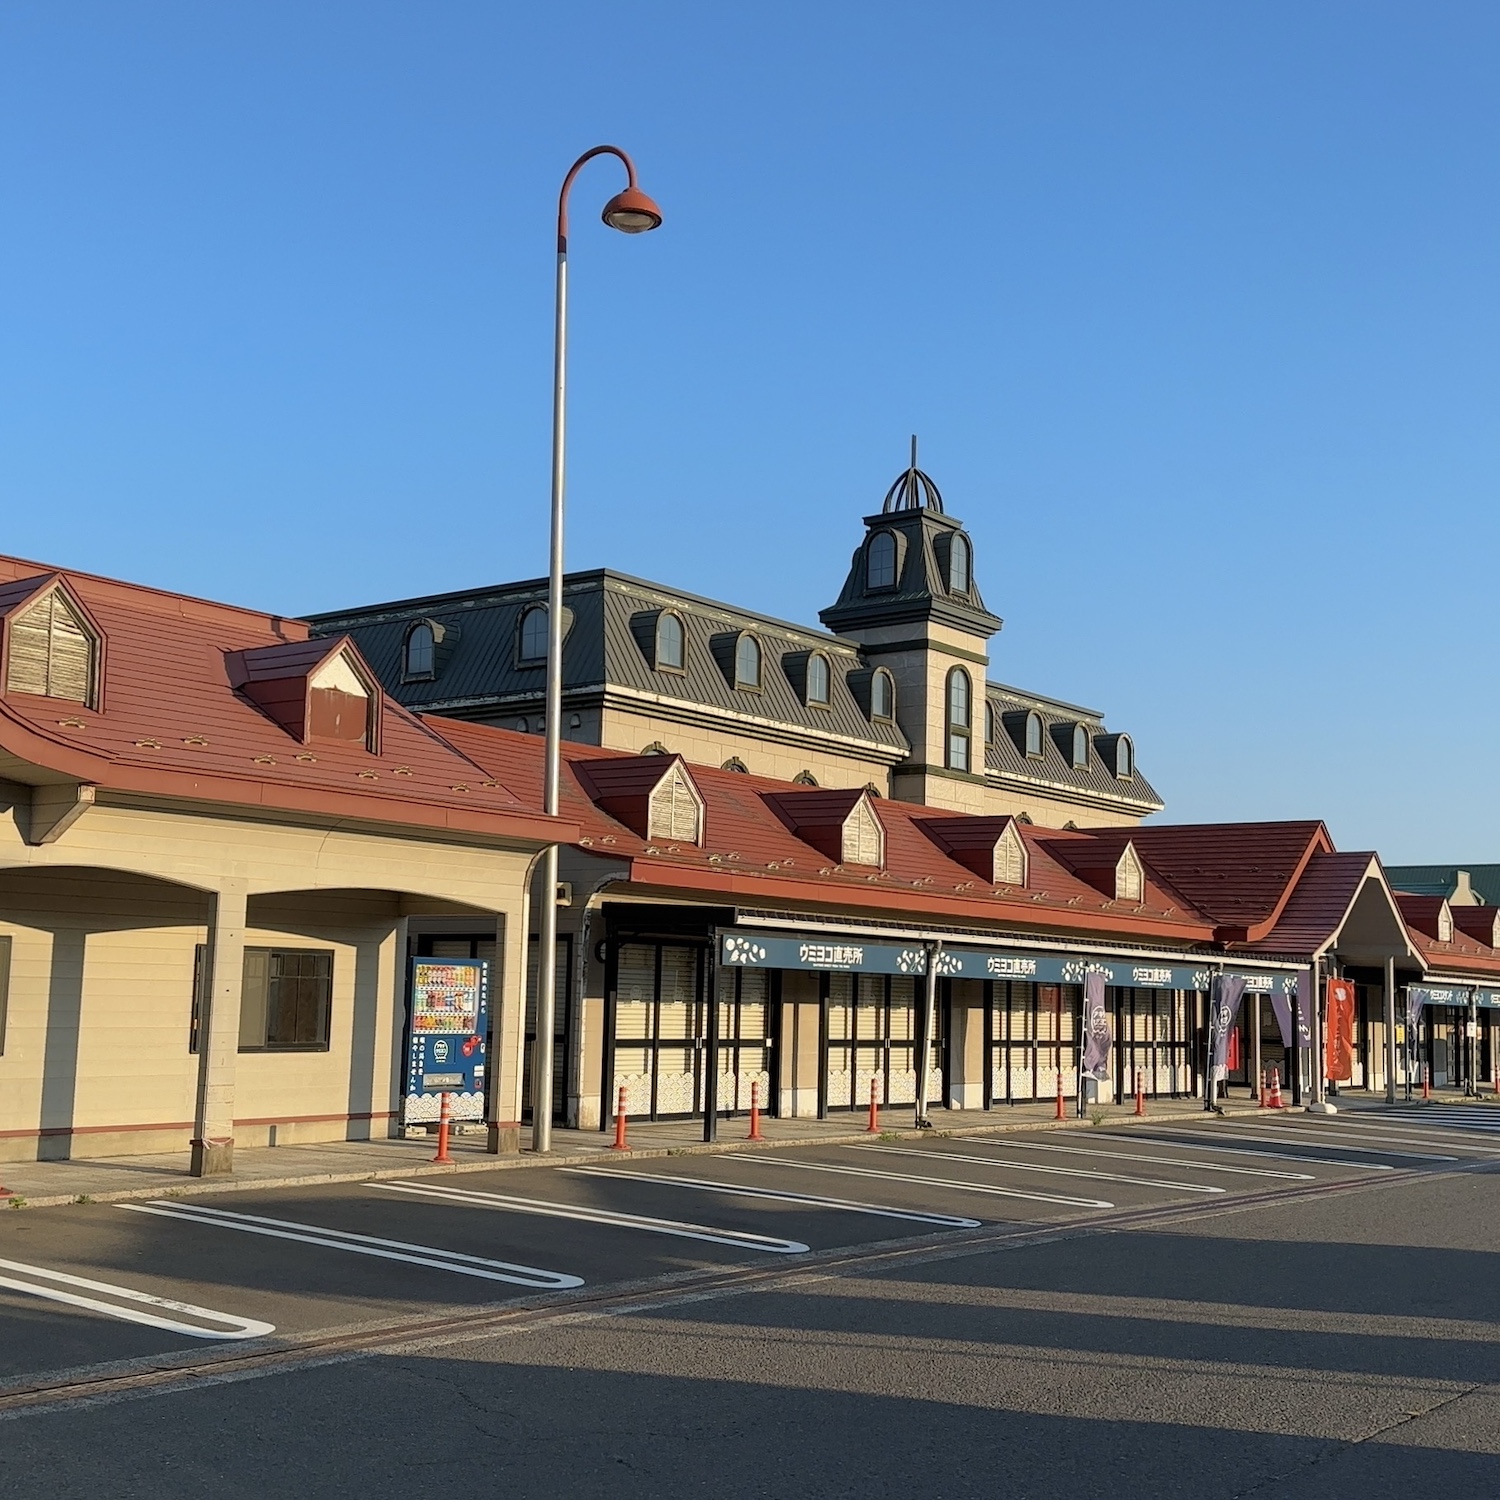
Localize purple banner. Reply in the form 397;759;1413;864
1293;969;1314;1049
1081;970;1112;1080
1269;987;1293;1049
1209;974;1248;1080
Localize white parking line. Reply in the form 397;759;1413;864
1288;1119;1500;1152
0;1256;275;1341
736;1155;1112;1209
862;1144;1225;1195
376;1181;811;1254
565;1166;982;1228
1217;1126;1458;1161
1109;1133;1395;1171
119;1201;583;1288
962;1138;1315;1181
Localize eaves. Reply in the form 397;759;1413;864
985;768;1165;815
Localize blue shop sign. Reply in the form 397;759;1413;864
403;957;489;1125
721;933;928;976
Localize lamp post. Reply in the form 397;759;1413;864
531;147;662;1155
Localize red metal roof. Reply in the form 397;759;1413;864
0;554;568;846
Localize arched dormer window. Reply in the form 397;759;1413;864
403;621;436;680
806;652;831;706
519;605;548;663
656;612;685;672
5;584;98;707
945;667;972;772
735;633;761;690
870;668;895;722
948;533;971;594
866;531;898;591
1115;735;1134;779
1072;723;1089;769
1024;711;1043;758
985;701;996;745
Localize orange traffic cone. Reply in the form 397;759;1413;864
1267;1067;1284;1109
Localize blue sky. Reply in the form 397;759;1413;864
1;2;1496;860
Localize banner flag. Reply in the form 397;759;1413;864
1208;975;1248;1082
1081;970;1112;1080
1269;987;1293;1049
1293;969;1314;1050
1324;979;1356;1082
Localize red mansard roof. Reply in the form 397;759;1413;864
0;553;567;846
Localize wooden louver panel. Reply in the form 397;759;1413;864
1116;844;1144;902
6;590;94;704
648;767;701;843
842;799;883;866
994;824;1026;886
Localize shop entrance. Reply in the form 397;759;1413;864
821;972;940;1112
1111;987;1193;1098
607;939;778;1122
984;981;1080;1105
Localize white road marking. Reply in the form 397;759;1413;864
735;1155;1112;1209
862;1144;1225;1195
1293;1119;1500;1152
0;1256;275;1341
119;1201;583;1288
565;1166;982;1228
1107;1133;1394;1172
962;1138;1315;1181
376;1181;811;1254
1217;1125;1457;1161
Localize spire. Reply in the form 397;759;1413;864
881;434;944;514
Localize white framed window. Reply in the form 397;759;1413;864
807;652;831;706
1072;723;1089;768
866;531;898;590
6;587;97;705
656;612;685;672
1024;711;1043;758
946;667;971;772
870;668;895;722
735;633;761;689
519;605;548;663
948;533;971;594
404;622;436;679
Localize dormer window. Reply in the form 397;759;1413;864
995;821;1027;886
806;652;831;706
656;612;686;673
403;622;436;681
1024;711;1043;758
735;633;762;690
519;605;548;663
1072;723;1089;768
5;584;98;706
946;668;972;772
648;762;703;843
1116;843;1144;902
308;651;373;744
870;668;895;722
947;533;971;594
1438;903;1454;943
985;702;997;746
866;531;898;591
1115;735;1134;779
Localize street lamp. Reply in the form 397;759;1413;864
531;147;662;1155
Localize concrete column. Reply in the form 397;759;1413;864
488;907;524;1154
190;880;248;1177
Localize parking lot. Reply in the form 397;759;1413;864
3;1103;1495;1397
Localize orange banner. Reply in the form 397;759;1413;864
1325;979;1356;1081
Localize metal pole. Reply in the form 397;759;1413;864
1251;990;1262;1103
703;937;721;1143
915;943;940;1127
1468;990;1478;1097
1312;957;1327;1107
1383;956;1397;1104
531;227;569;1155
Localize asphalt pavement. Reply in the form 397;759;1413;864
0;1103;1497;1498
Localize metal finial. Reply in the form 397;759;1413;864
880;435;944;514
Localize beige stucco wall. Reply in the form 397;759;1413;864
0;789;540;1162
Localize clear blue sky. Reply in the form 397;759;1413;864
2;2;1496;861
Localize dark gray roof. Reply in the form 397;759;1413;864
983;682;1163;813
307;569;909;752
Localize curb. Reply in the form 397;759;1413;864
0;1101;1265;1211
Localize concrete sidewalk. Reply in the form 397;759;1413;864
0;1094;1279;1210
